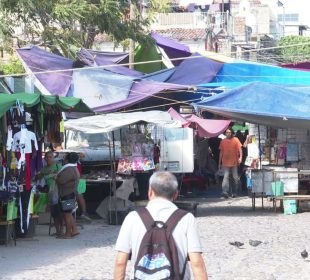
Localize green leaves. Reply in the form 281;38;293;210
0;0;167;57
0;55;25;75
278;36;310;63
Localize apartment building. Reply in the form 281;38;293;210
150;0;285;60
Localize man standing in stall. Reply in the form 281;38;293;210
218;128;242;198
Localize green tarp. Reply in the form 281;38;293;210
0;93;93;118
134;43;166;73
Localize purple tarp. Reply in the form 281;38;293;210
17;46;192;113
281;61;310;72
16;46;74;96
77;48;143;77
92;80;190;113
166;53;223;85
151;32;192;66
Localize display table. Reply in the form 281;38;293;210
273;195;310;212
250;167;301;210
84;178;124;214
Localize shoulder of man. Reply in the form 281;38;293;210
233;137;242;145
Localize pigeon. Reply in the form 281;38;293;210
229;241;244;248
301;249;308;259
249;240;262;247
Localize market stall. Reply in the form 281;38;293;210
194;81;310;213
0;93;93;241
64;109;232;223
64;110;185;224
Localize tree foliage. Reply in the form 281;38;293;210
0;0;168;58
278;35;310;63
0;55;25;75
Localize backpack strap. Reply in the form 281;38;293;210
136;207;155;231
165;208;188;237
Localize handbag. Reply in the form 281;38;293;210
60;198;76;211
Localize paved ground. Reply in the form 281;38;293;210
1;196;310;280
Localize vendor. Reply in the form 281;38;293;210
36;151;63;237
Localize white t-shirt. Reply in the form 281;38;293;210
12;130;38;153
115;198;203;279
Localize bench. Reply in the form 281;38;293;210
273;195;310;212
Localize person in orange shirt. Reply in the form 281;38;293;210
218;129;242;198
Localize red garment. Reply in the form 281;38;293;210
77;162;82;176
16;152;32;191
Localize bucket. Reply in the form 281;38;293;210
272;181;284;197
283;200;297;215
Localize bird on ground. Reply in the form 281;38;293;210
301;249;308;259
249;240;262;247
229;241;244;248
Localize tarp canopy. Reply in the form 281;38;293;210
64;111;182;134
90;80;191;113
199;61;310;89
76;48;143;77
168;107;230;137
281;61;310;72
194;82;310;129
134;43;166;73
16;46;193;113
16;46;74;96
0;93;93;118
142;53;223;85
151;32;191;66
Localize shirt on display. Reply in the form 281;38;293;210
13;130;38;153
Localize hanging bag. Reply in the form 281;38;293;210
60;198;76;211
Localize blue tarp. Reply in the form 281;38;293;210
199;61;310;88
194;82;310;129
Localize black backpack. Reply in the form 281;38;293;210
134;207;188;280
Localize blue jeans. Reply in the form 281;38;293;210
222;166;240;195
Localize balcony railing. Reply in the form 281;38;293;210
152;12;232;31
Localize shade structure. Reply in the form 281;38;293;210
193;82;310;129
168;107;230;137
0;93;93;118
64;110;182;134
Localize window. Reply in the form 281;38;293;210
278;13;299;22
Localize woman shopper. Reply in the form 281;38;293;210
56;152;80;239
36;151;63;237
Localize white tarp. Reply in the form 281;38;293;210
64;110;182;134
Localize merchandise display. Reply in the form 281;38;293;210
0;95;92;239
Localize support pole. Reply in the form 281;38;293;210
129;1;135;69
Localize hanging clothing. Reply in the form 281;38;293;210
16;153;32;191
12;130;38;154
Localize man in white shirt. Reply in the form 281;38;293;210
114;171;208;280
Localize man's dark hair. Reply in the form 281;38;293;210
67;152;79;164
149;171;178;200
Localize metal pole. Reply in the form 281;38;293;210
108;133;113;224
258;124;262;170
112;130;118;224
129;0;135;69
